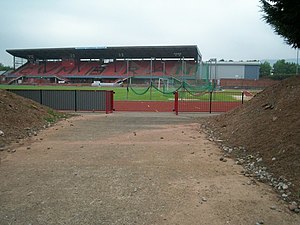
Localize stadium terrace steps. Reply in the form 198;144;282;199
128;61;150;76
101;61;127;75
43;62;62;75
21;64;39;75
76;62;99;75
11;60;197;77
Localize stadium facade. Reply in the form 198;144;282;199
4;45;260;85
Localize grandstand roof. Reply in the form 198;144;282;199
7;45;201;61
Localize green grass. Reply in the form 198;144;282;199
44;109;69;123
0;84;242;102
178;91;238;102
0;84;108;91
0;84;175;101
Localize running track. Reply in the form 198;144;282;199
114;101;242;113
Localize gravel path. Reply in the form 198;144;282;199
0;112;299;225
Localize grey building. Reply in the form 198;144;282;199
206;61;260;80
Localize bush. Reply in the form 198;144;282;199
269;74;296;80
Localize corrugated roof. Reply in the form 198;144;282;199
6;45;201;61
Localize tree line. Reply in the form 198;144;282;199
260;60;298;80
0;63;13;71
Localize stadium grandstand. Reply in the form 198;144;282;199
5;45;205;85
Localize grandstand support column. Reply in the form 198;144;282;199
181;57;185;81
77;59;80;72
114;59;116;73
13;56;15;70
196;62;201;80
44;60;47;73
150;58;153;75
161;61;166;75
126;59;129;76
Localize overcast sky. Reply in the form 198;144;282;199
0;0;297;66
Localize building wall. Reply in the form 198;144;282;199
206;62;260;80
244;65;259;79
209;64;245;79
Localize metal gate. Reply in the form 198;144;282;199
174;91;244;114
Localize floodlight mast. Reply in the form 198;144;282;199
181;57;183;78
209;58;217;90
150;57;153;100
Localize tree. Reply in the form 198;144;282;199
260;61;272;77
0;63;13;71
273;59;297;75
260;0;300;48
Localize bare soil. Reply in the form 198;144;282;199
205;76;300;202
0;89;67;147
1;112;300;225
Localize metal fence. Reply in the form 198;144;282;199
8;90;114;113
174;91;244;114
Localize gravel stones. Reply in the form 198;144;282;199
219;157;227;162
202;77;300;208
203;120;300;212
288;202;300;213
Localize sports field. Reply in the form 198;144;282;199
0;85;243;101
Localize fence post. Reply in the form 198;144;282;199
241;91;244;104
209;91;213;114
150;81;152;100
74;90;77;112
40;90;43;105
111;91;114;113
174;91;179;115
105;91;109;114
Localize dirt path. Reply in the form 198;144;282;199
0;112;299;225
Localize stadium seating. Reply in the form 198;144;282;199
12;60;197;78
101;61;127;75
14;63;39;75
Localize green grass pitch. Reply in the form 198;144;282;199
0;85;241;102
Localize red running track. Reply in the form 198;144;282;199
114;101;241;113
115;101;174;112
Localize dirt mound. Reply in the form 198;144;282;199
0;90;67;147
205;76;300;202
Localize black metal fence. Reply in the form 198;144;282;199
8;90;114;113
174;91;245;114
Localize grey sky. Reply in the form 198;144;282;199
0;0;297;66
